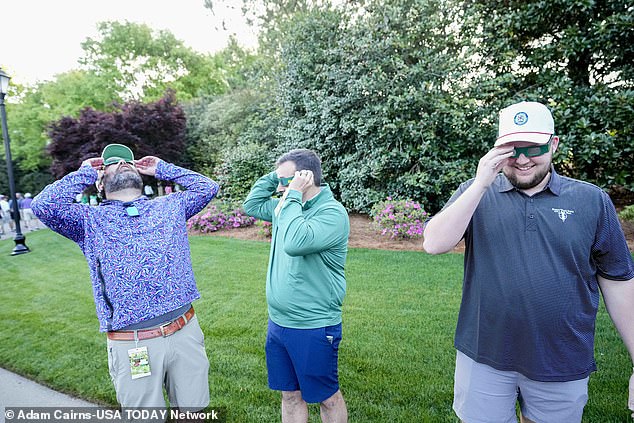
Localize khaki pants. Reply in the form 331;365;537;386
106;316;210;410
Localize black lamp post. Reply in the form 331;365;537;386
0;68;30;255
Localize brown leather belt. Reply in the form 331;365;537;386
107;306;195;341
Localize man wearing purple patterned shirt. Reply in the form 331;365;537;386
32;144;218;412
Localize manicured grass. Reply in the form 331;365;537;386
0;230;631;422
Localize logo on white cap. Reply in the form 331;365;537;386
513;112;528;126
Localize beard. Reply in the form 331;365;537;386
503;165;551;190
103;170;143;197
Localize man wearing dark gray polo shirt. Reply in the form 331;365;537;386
424;101;634;423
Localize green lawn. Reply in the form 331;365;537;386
0;230;631;422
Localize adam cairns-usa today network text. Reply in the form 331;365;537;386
3;407;225;422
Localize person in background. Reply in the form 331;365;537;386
20;193;36;229
0;194;13;234
244;149;350;423
8;193;24;223
144;184;155;198
32;143;218;412
423;101;634;422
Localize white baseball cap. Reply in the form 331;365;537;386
495;101;554;146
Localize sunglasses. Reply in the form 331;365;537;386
103;157;135;166
279;176;294;187
511;138;552;159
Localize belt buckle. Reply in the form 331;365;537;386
159;321;173;337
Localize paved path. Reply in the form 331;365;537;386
0;223;44;242
0;368;97;423
2;226;99;422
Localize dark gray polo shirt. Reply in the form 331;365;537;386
441;168;634;382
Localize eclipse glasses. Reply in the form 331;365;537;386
511;138;552;159
103;157;135;166
279;176;294;187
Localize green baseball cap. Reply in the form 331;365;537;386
101;144;134;166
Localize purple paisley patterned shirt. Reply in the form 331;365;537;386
32;161;218;331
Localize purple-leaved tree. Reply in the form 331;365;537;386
47;90;186;179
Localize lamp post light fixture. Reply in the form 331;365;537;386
0;68;30;255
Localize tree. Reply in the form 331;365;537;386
47;91;186;179
184;90;264;175
270;1;479;212
181;37;279;197
0;158;53;197
461;0;634;195
5;71;121;173
80;21;231;101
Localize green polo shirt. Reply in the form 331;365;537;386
244;172;350;328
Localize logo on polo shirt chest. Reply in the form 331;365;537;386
552;208;575;222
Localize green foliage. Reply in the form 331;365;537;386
181;40;278;184
215;143;275;202
619;205;634;223
80;21;229;101
0;158;53;197
183;89;269;176
0;83;54;194
460;0;634;194
370;197;428;239
550;87;634;191
15;170;55;197
272;1;481;212
38;70;121;114
213;0;633;214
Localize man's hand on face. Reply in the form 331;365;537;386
287;170;314;195
81;157;104;170
474;145;514;190
134;156;161;177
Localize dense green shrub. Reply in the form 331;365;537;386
215;144;274;202
272;3;498;213
183;89;270;176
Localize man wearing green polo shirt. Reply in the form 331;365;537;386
244;148;350;423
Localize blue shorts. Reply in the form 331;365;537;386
265;319;342;403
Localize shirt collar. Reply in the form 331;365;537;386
498;165;561;196
303;184;332;210
101;195;149;206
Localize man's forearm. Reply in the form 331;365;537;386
599;276;634;362
243;172;278;222
31;166;96;242
33;166;96;213
157;161;218;198
423;182;487;254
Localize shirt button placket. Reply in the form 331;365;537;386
526;197;537;232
